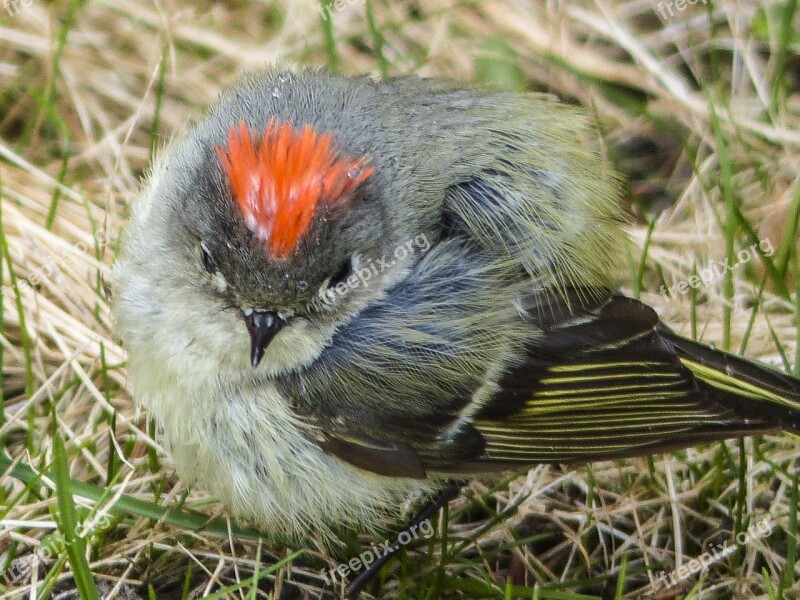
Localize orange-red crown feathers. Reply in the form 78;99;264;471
215;120;374;259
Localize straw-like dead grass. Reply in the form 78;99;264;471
1;1;798;598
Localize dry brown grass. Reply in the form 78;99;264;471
1;1;798;599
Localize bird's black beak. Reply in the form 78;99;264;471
242;310;285;368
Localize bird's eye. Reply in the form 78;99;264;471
200;242;217;274
327;256;353;289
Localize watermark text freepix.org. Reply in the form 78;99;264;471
652;515;773;590
317;0;365;21
659;238;774;301
319;518;434;585
2;513;112;585
319;233;431;304
3;0;40;17
656;0;708;20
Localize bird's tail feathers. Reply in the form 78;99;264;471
658;326;800;433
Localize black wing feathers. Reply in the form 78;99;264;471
457;293;796;472
306;288;800;477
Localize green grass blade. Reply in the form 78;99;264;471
706;92;736;351
0;454;266;542
771;0;798;108
365;0;389;78
200;550;303;600
0;192;34;400
52;433;99;600
318;0;340;72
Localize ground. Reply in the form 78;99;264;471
0;1;799;599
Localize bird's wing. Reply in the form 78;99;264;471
452;292;799;472
311;289;800;478
476;292;728;466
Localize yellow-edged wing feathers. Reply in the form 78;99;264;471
453;293;799;471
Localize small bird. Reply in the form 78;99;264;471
113;68;800;544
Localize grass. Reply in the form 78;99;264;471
1;0;799;598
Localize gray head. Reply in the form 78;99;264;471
116;70;436;375
180;117;386;367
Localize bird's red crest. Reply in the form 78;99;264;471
216;120;374;258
